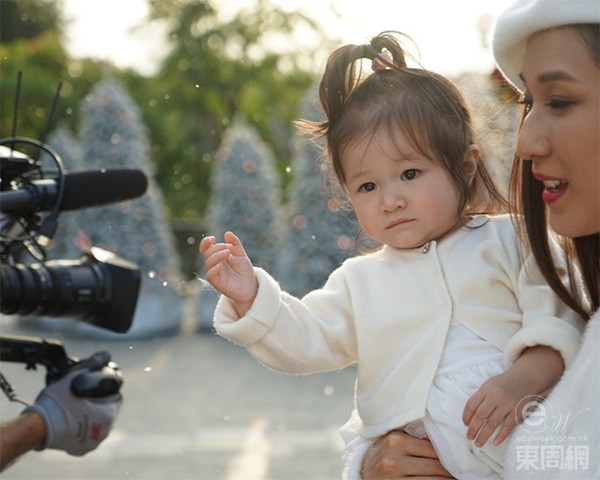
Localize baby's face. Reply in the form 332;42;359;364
343;128;462;249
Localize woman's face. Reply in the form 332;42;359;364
517;27;600;238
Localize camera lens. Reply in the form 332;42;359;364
1;259;107;316
0;253;140;333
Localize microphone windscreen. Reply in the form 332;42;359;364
61;169;148;211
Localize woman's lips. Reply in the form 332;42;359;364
533;173;568;204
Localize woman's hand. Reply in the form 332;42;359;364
361;430;454;479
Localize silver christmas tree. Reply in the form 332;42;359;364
44;124;85;261
276;85;357;297
68;77;184;339
197;117;283;330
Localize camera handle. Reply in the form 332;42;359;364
0;334;122;404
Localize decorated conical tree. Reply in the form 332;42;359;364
276;85;358;297
19;124;90;334
70;76;184;338
197;117;283;330
44;124;85;261
206;117;283;270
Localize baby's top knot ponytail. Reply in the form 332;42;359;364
316;31;415;135
369;31;410;70
371;49;394;71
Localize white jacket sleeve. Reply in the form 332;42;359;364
504;251;585;367
340;409;374;480
503;311;599;479
213;266;358;374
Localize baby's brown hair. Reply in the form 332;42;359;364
305;31;507;222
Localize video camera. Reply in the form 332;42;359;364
0;74;147;399
0;138;146;333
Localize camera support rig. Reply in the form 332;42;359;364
0;73;142;405
0;334;123;404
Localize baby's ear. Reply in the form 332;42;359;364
464;144;480;183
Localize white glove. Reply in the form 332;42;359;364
23;351;122;456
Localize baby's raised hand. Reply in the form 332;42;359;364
199;231;258;316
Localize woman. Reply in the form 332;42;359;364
358;0;599;478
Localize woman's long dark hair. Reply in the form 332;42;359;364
509;24;600;319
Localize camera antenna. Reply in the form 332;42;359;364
37;80;63;162
8;71;22;151
36;82;67;248
1;73;67;258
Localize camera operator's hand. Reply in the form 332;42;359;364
23;352;123;456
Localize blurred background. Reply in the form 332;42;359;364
1;1;520;478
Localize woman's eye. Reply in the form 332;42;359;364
401;169;419;180
546;98;572;110
518;94;572;115
359;182;376;192
517;95;533;115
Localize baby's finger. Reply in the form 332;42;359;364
472;410;504;447
203;247;232;271
224;231;248;257
466;401;495;442
493;415;517;446
199;236;216;254
463;391;483;426
201;241;232;259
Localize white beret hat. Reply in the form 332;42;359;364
492;0;600;91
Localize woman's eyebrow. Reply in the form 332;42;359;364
519;70;580;85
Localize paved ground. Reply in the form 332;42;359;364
0;316;356;480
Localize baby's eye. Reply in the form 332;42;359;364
359;182;376;192
401;169;419;180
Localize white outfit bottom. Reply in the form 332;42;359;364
405;321;508;479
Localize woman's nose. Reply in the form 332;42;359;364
516;110;551;161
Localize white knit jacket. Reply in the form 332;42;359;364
214;215;584;441
502;309;599;479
